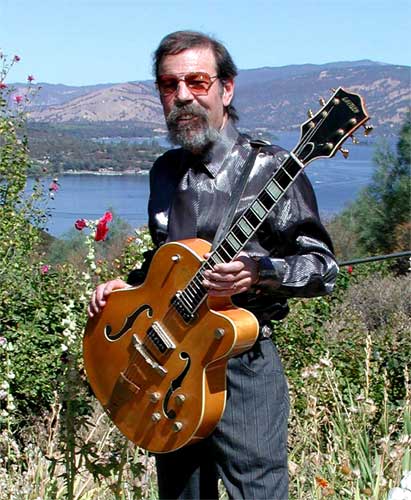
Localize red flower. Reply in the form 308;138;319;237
347;265;353;274
14;95;23;104
0;82;6;89
27;75;35;82
94;211;112;241
74;218;87;231
13;55;21;62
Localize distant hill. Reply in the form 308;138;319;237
13;60;410;133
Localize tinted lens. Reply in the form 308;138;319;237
185;72;212;93
157;76;179;95
157;72;215;96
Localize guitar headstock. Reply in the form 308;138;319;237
295;87;371;165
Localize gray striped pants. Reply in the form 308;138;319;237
155;339;290;499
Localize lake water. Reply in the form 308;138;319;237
27;131;380;238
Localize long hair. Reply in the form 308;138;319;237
153;30;239;122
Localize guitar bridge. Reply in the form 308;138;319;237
132;335;167;377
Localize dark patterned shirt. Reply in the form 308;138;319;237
128;120;338;322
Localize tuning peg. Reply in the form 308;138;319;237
307;108;314;118
319;97;326;106
340;147;349;159
363;124;373;136
351;135;360;144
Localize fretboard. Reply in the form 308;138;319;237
171;153;304;322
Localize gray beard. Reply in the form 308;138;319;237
166;104;220;154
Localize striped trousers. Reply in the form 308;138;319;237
155;338;290;500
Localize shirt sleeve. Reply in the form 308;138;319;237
253;156;339;299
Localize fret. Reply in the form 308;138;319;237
219;242;235;261
275;168;293;190
211;252;224;265
250;199;267;221
283;159;301;178
226;232;242;252
244;209;260;228
238;217;253;236
259;191;275;211
266;179;283;200
232;226;248;244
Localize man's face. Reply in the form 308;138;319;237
157;47;234;153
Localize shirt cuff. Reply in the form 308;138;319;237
257;256;287;289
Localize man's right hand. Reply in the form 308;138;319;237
87;278;128;318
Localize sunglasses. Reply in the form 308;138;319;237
156;72;219;96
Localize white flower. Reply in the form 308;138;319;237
1;381;9;390
61;344;68;352
7;402;15;411
401;471;411;491
319;357;333;367
388;487;411;500
0;390;7;400
7;372;15;380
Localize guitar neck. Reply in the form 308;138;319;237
175;153;304;317
170;87;370;322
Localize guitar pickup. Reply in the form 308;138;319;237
132;335;167;377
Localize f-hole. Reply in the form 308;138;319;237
104;304;153;341
163;352;191;419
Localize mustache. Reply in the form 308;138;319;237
166;103;208;126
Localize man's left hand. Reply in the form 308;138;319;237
203;252;258;296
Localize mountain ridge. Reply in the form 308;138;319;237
12;60;410;133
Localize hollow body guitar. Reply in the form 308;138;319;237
84;238;258;453
83;88;370;453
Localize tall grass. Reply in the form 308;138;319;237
1;333;409;499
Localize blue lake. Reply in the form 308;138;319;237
27;131;381;238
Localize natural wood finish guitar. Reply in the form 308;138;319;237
83;88;370;453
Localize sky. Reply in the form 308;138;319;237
1;0;410;86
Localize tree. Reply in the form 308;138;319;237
344;116;411;255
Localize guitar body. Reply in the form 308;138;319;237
83;238;259;453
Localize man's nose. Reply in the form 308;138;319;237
175;81;194;103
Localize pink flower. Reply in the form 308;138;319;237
0;82;6;90
347;265;353;274
40;264;50;274
27;75;35;82
13;55;21;62
95;211;113;241
74;218;87;231
14;95;23;104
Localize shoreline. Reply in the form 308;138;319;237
63;170;150;176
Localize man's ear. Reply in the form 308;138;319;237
222;78;234;107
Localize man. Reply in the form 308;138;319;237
88;30;338;499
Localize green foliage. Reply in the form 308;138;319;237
27;122;166;175
330;117;411;256
275;263;410;415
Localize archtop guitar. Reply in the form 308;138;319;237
83;88;370;453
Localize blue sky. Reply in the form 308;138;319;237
2;0;410;86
